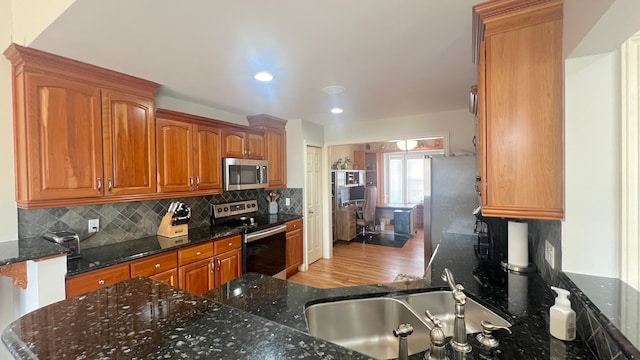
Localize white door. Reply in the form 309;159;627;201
306;145;323;264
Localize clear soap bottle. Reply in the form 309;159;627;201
550;286;576;341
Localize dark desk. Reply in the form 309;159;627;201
375;203;419;236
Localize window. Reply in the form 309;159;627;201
385;152;428;204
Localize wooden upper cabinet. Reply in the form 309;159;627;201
156;118;194;193
473;0;563;220
247;114;288;188
155;109;223;195
4;43;160;209
22;73;104;201
222;128;247;158
194;124;222;191
222;127;264;159
102;90;156;195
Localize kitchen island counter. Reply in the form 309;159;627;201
3;233;595;359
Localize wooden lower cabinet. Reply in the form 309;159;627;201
150;269;178;287
129;252;179;287
286;219;304;277
178;257;214;295
214;248;242;287
66;263;130;298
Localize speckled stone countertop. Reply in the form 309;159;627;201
0;237;68;266
206;234;596;360
3;232;595;359
67;213;302;276
2;277;370;359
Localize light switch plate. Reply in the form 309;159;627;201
545;240;555;269
285;198;290;206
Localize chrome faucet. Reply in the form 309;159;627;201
393;323;414;360
441;268;472;353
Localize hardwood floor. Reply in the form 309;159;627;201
288;228;428;288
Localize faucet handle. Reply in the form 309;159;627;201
393;323;414;338
476;320;512;348
425;311;448;360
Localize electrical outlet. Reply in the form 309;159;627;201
545;240;555;269
285;198;290;206
88;218;100;233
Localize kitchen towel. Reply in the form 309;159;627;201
507;221;528;267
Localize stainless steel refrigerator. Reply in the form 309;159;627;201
423;156;479;262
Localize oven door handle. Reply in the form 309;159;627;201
244;224;287;243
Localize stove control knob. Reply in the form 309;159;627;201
217;208;223;213
224;207;228;212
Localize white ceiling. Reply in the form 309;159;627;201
30;0;482;126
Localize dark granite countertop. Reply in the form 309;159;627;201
206;234;596;359
67;213;303;276
0;237;68;266
2;277;369;360
3;230;595;360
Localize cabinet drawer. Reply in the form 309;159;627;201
213;235;242;254
286;218;303;232
130;252;177;277
178;242;213;266
66;263;130;298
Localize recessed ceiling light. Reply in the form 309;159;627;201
254;72;273;82
331;107;343;114
322;85;345;94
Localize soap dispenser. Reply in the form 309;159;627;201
549;286;576;341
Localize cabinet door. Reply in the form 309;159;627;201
286;227;303;278
102;90;156;195
156;118;194;192
66;263;130;298
178;257;214;295
24;73;103;200
264;129;286;187
483;10;563;219
150;269;178;287
193;124;223;191
222;128;246;158
213;249;242;287
245;132;264;159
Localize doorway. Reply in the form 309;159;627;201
305;145;323;264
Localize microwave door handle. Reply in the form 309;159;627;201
256;166;261;183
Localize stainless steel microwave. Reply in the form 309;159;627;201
223;158;269;191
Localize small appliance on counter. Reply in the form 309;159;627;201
157;201;191;238
42;231;80;259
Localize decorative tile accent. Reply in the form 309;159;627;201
18;188;303;249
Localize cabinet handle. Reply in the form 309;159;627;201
228;242;233;247
196;251;202;256
216;258;221;271
155;263;161;269
211;260;215;272
107;178;113;193
189;176;194;189
196;176;200;188
98;279;105;285
97;178;102;193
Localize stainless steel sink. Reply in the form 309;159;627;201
304;290;511;359
305;297;431;359
404;291;511;335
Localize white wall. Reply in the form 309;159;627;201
328;144;360;167
286;119;304;188
155;93;248;126
323;109;475;154
563;52;620;276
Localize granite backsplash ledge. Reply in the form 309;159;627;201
18;188;303;248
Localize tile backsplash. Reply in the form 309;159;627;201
19;188;303;249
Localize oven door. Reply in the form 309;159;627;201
243;224;286;279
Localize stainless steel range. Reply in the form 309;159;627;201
211;200;286;279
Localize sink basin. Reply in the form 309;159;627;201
305;297;431;359
304;290;511;359
404;291;511;335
